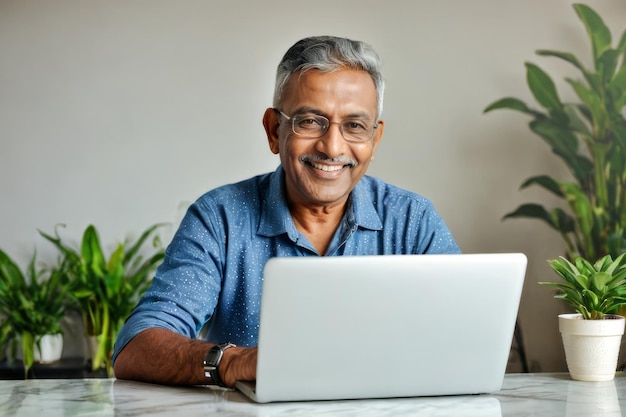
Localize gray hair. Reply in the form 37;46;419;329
273;36;385;118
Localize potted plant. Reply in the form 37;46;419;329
540;253;626;381
0;248;69;377
483;3;626;261
484;2;626;377
40;223;165;376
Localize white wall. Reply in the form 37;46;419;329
2;0;625;372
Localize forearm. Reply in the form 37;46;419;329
113;328;257;387
114;328;209;385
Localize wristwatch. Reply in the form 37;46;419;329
203;343;236;386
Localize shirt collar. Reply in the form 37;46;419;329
257;166;297;238
350;177;384;231
257;166;383;238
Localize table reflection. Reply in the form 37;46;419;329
566;380;621;417
1;374;626;417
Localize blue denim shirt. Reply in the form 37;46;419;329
112;166;460;362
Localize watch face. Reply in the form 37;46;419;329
204;346;224;368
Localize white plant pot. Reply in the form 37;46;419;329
34;333;64;363
559;313;625;382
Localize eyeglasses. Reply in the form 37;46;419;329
276;109;378;143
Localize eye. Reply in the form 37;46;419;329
343;120;369;133
295;115;325;131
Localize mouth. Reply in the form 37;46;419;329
300;156;357;172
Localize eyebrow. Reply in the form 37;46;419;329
292;106;373;121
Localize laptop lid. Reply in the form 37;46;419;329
238;253;527;403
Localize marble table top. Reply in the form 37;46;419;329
1;373;624;416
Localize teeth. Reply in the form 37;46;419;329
310;162;344;172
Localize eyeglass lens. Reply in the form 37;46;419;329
291;114;375;142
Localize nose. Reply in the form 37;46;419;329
315;122;346;158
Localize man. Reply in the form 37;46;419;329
113;36;460;387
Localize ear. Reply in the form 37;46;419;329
371;120;384;154
263;108;280;155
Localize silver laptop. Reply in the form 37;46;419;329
235;253;527;403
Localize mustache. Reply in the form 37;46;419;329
299;154;358;167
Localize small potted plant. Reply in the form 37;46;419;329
0;248;70;377
540;253;626;381
40;223;165;376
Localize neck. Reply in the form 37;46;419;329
289;201;347;255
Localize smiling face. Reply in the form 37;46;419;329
263;68;384;211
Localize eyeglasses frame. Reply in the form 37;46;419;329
275;109;379;143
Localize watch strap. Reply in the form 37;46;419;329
203;343;236;387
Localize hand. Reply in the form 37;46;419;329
219;346;257;387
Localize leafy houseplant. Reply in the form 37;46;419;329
484;3;626;261
40;223;165;376
0;248;69;376
541;253;626;381
541;253;626;319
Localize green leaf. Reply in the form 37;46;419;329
107;243;125;273
618;28;626;54
548;257;579;281
567;79;608;139
590;271;611;290
607;253;626;271
0;249;26;288
503;204;576;234
21;332;34;374
594;254;613;272
122;223;166;266
105;264;124;297
609;64;626;111
503;203;551;222
575;255;596;275
526;62;563;112
126;252;164;289
597;49;621;83
72;288;95;298
81;225;106;278
38;225;81;265
536;49;585;72
520;175;564;197
583;288;600;306
528;120;593;185
561;183;595;250
563;104;592;135
483;97;542;116
573;3;612;65
573;274;589;290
